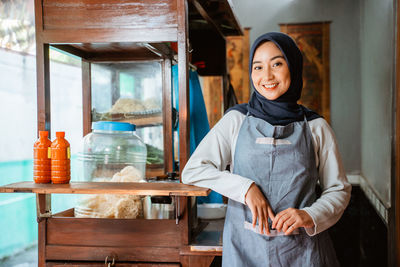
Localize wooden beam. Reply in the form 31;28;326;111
180;255;215;267
46;245;180;262
51;45;88;59
145;43;176;60
190;0;225;40
395;0;400;266
178;0;190;172
37;194;49;267
177;0;190;246
82;60;92;136
221;0;244;36
163;59;174;173
35;23;50;133
42;28;178;43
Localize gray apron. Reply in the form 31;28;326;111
222;115;339;267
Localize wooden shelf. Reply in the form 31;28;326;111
52;42;176;61
0;181;210;196
146;164;165;177
181;219;224;256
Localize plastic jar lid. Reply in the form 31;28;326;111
92;121;136;131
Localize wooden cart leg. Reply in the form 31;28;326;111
180;255;215;267
38;220;46;267
37;193;50;267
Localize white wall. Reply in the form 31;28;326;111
0;49;37;161
360;0;394;207
0;48;83;162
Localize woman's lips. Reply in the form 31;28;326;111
262;83;278;90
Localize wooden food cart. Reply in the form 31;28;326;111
0;0;243;266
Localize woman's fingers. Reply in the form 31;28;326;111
264;207;272;235
271;210;286;229
250;205;268;234
282;218;296;233
272;208;315;234
245;183;275;233
284;222;300;235
257;206;265;234
251;206;258;228
249;204;268;235
274;212;290;232
259;206;271;235
267;206;275;222
248;203;315;236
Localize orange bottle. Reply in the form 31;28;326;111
33;131;52;183
50;132;71;184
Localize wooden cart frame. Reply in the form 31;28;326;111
0;0;243;266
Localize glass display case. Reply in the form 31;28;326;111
90;61;166;176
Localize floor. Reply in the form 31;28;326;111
0;245;38;267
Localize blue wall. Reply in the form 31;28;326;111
0;160;37;259
0;158;81;259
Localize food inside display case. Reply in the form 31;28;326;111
146;143;164;164
93;97;162;125
109;97;160;113
76;121;148;218
75;166;146;219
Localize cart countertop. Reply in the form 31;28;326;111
0;181;210;196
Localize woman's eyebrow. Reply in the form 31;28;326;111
270;55;284;61
252;55;285;65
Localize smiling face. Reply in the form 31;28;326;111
251;41;291;101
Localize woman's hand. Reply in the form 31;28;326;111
272;208;314;235
245;183;275;235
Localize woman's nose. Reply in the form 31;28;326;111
263;66;274;80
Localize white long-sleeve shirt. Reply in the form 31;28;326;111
181;110;351;236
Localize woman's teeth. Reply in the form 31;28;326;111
263;83;278;89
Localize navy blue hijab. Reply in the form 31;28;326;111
228;32;321;125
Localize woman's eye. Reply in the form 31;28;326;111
273;62;282;67
253;66;262;70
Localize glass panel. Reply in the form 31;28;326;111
90;61;164;170
137;125;164;165
75;61;167;219
91;61;162;115
49;48;83;215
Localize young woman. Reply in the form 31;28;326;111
182;32;351;266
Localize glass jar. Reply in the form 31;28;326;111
79;121;147;182
75;121;147;219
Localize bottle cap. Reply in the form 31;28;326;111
92;121;135;131
56;132;65;138
39;131;49;138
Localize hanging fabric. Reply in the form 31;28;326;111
172;65;223;204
